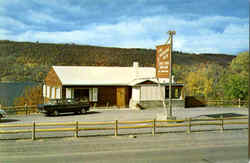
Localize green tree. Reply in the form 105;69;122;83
222;51;249;100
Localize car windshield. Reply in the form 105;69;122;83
0;109;7;115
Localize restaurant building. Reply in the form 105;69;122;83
43;62;184;108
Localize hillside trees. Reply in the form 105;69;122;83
182;51;249;100
0;40;234;82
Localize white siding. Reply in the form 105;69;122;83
132;87;140;101
141;85;165;101
92;88;98;102
89;88;92;101
89;88;98;102
47;86;50;98
43;85;46;97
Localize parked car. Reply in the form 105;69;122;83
37;98;90;116
0;109;7;120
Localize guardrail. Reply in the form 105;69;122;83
0;105;37;116
206;99;248;107
0;116;248;140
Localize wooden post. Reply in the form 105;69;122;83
75;121;79;138
25;104;28;116
114;120;118;136
32;121;36;140
152;119;156;136
238;98;241;108
220;115;224;132
187;118;191;134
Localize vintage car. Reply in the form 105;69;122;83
37;98;90;116
0;109;7;120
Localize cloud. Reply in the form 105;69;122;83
2;14;247;55
0;0;248;55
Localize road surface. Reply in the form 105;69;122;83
0;130;247;163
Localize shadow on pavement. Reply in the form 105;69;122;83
85;111;100;115
45;111;100;117
203;113;247;118
0;119;20;123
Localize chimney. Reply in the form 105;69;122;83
133;62;139;68
133;62;139;79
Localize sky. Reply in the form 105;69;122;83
0;0;249;55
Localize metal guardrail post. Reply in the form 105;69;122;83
220;115;224;132
32;121;36;140
75;121;79;138
152;119;156;136
115;120;118;136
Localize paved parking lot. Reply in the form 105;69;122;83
1;106;248;123
0;106;248;140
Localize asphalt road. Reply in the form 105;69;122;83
0;130;248;163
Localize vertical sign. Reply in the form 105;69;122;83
156;44;171;78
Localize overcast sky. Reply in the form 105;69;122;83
0;0;248;55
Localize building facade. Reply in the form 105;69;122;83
43;62;184;108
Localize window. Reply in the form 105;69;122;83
66;88;72;98
51;87;55;99
56;87;61;99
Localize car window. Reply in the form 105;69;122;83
48;100;57;105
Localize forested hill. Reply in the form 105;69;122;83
0;40;235;82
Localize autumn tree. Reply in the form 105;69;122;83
14;85;43;106
184;63;225;99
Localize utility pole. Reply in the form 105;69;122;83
167;30;176;118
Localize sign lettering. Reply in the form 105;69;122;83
156;44;171;78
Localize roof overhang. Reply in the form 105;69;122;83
129;78;159;86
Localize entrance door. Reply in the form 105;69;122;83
74;89;89;100
117;87;126;108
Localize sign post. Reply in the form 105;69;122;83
156;30;176;120
168;30;176;118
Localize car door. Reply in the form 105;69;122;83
65;99;79;112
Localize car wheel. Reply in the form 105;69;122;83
53;110;59;116
80;108;86;114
